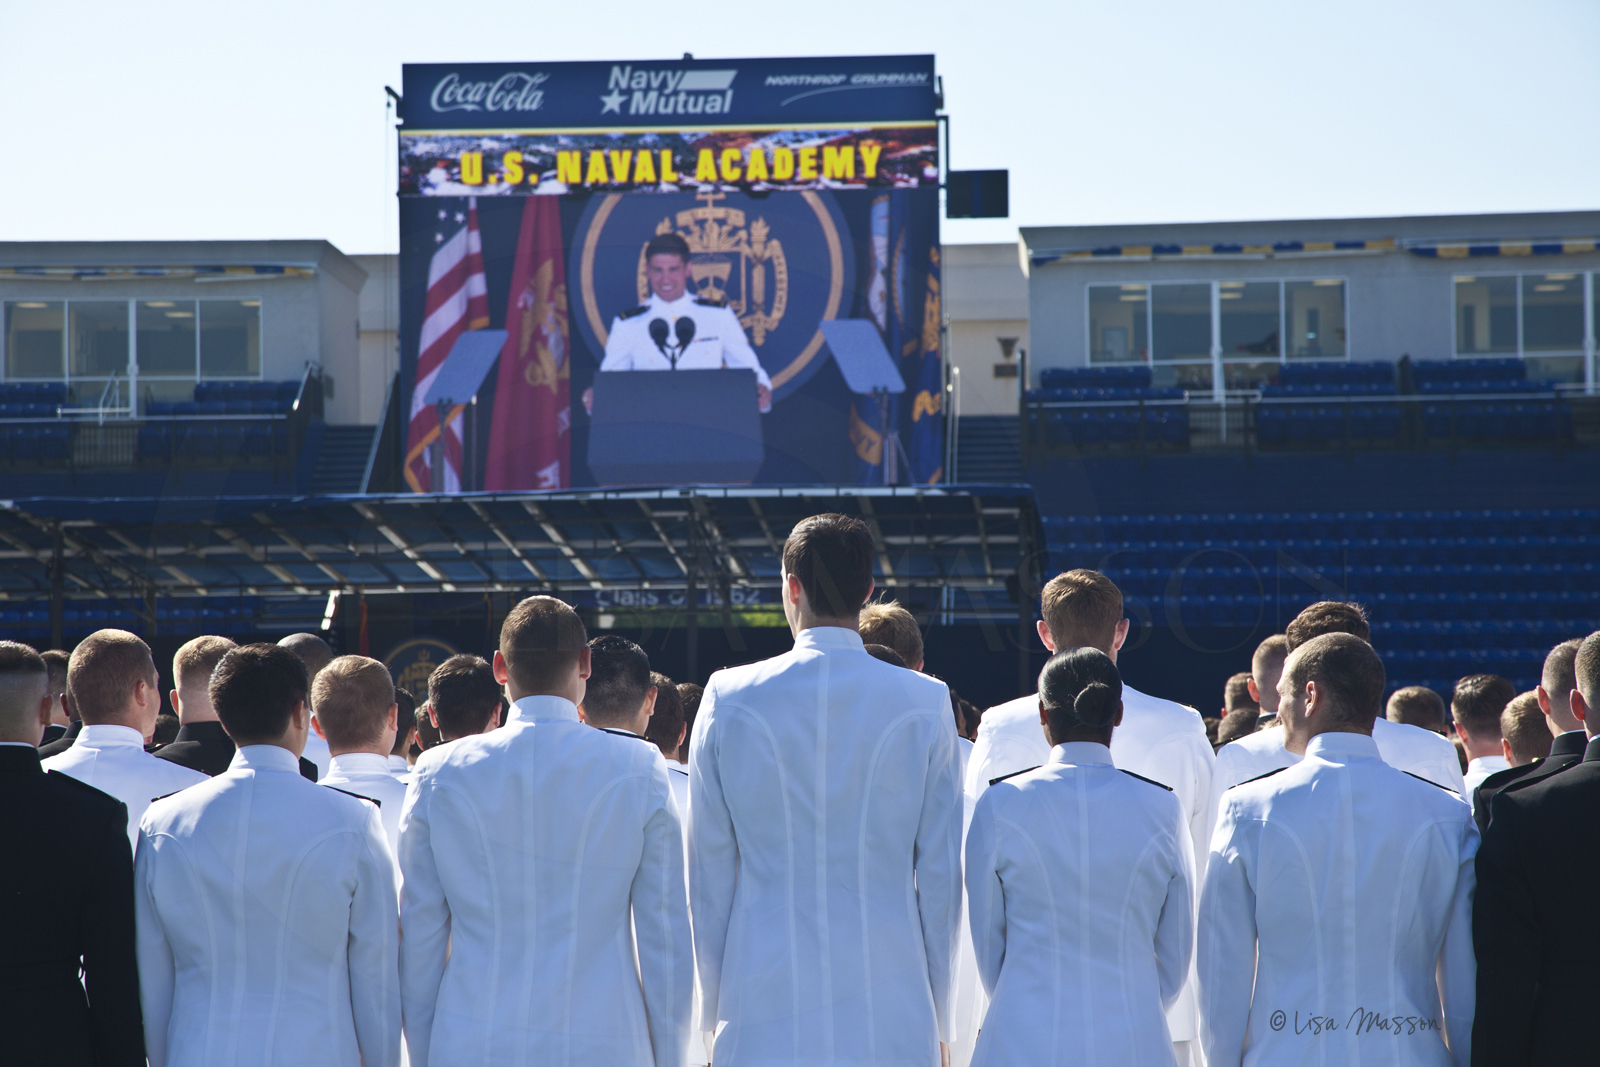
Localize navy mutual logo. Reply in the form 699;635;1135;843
600;66;738;117
571;188;855;400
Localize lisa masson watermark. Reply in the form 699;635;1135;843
1269;1008;1444;1037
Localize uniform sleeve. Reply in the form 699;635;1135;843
1142;731;1216;883
134;828;173;1067
398;774;451;1067
915;694;964;1042
87;802;145;1067
1438;818;1477;1067
687;682;736;1033
349;805;402;1067
963;793;1006;996
1471;797;1534;1067
601;317;634;372
1196;798;1258;1067
631;761;695;1067
964;707;1049;803
713;308;771;388
1154;796;1197;1010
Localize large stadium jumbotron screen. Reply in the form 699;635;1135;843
397;56;943;492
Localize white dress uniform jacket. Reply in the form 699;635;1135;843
321;751;409;865
388;753;410;777
1198;732;1476;1067
134;744;400;1067
1206;717;1468;828
42;724;207;852
966;742;1194;1067
966;683;1214;1044
689;626;962;1067
602;291;773;390
399;695;692;1067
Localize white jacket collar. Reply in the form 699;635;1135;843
77;724;146;748
648;290;696;314
328;752;392;777
1304;731;1381;763
231;744;303;773
793;627;865;653
508;695;580;725
1048;741;1114;766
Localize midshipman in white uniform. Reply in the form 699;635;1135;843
43;630;207;853
400;597;691;1067
966;648;1194;1067
312;655;409;865
689;514;962;1067
1198;633;1476;1067
135;643;400;1067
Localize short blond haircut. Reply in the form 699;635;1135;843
172;635;237;693
68;629;155;724
311;655;396;750
1040;569;1123;653
859;600;923;669
1501;691;1553;766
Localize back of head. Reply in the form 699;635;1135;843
582;636;652;729
209;644;308;745
1283;632;1386;729
1574;631;1600;730
1451;673;1515;741
172;635;237;706
782;513;874;618
1386;685;1447;733
41;649;69;715
312;655;396;751
645;671;683;758
277;633;334;694
426;654;502;739
414;704;442;752
1037;646;1122;743
392;689;417;756
1252;634;1289;681
858;600;922;670
0;642;48;738
499;596;588;695
1224;672;1257;715
863;643;907;668
1217;709;1260;747
1040;570;1124;654
1541;638;1584;722
678;682;704;742
1285;601;1371;651
68;629;155;724
1501;691;1553;766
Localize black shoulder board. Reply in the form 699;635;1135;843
1403;771;1459;795
601;727;652;744
1121;769;1173;791
618;304;651;320
326;787;379;808
989;765;1041;787
148;789;191;804
1228;766;1289;790
693;295;727;308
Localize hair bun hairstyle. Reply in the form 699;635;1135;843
1072;681;1118;728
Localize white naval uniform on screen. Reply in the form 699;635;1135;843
966;742;1194;1067
1197;732;1476;1067
42;724;207;853
399;695;692;1067
1206;717;1468;829
689;627;962;1067
601;291;773;390
134;745;400;1067
965;684;1215;1048
320;751;408;870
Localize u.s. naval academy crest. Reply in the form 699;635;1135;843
571;188;854;400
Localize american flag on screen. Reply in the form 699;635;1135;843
404;199;489;493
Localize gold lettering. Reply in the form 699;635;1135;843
660;150;679;182
459;152;483;185
859;141;882;179
606;150;633;183
797;146;818;180
585;150;609;185
502;151;524;185
745;148;770;182
632;149;658;183
821;145;854;180
695;149;718;182
556;151;582;185
720;148;743;182
772;147;796;180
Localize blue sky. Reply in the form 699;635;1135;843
3;0;1594;253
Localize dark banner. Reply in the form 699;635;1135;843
398;56;944;492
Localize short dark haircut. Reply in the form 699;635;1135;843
173;635;237;694
210;644;309;744
644;232;692;264
1252;634;1289;677
1038;646;1122;742
1502;691;1553;766
151;712;180;747
1285;601;1371;651
0;642;48;733
68;629;156;724
583;636;653;728
1040;570;1124;653
427;654;503;739
392;688;417;756
500;596;588;694
1282;632;1386;727
678;682;704;741
413;705;441;753
1542;638;1584;709
644;671;684;759
1386;685;1447;733
1577;632;1600;711
1217;708;1260;747
950;688;982;740
40;648;69;717
859;600;922;669
1451;674;1515;740
312;655;396;751
782;513;874;618
278;633;334;696
1224;672;1257;715
864;643;907;667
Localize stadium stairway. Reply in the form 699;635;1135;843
309;426;375;494
954;415;1023;483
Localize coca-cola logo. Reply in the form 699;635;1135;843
430;71;549;114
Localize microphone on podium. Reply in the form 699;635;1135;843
648;318;671;362
673;317;696;361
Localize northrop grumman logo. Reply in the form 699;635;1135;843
430;71;549;114
600;65;737;117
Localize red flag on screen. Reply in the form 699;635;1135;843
485;197;570;490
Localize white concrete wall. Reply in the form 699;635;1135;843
943;243;1030;416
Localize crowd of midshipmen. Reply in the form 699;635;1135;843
1;511;1592;1067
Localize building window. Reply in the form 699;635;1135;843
1454;276;1517;354
200;300;261;377
137;300;198;376
1088;284;1148;362
1520;273;1584;352
1285;279;1346;359
4;301;64;379
69;302;130;378
1151;283;1212;362
1219;281;1281;358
